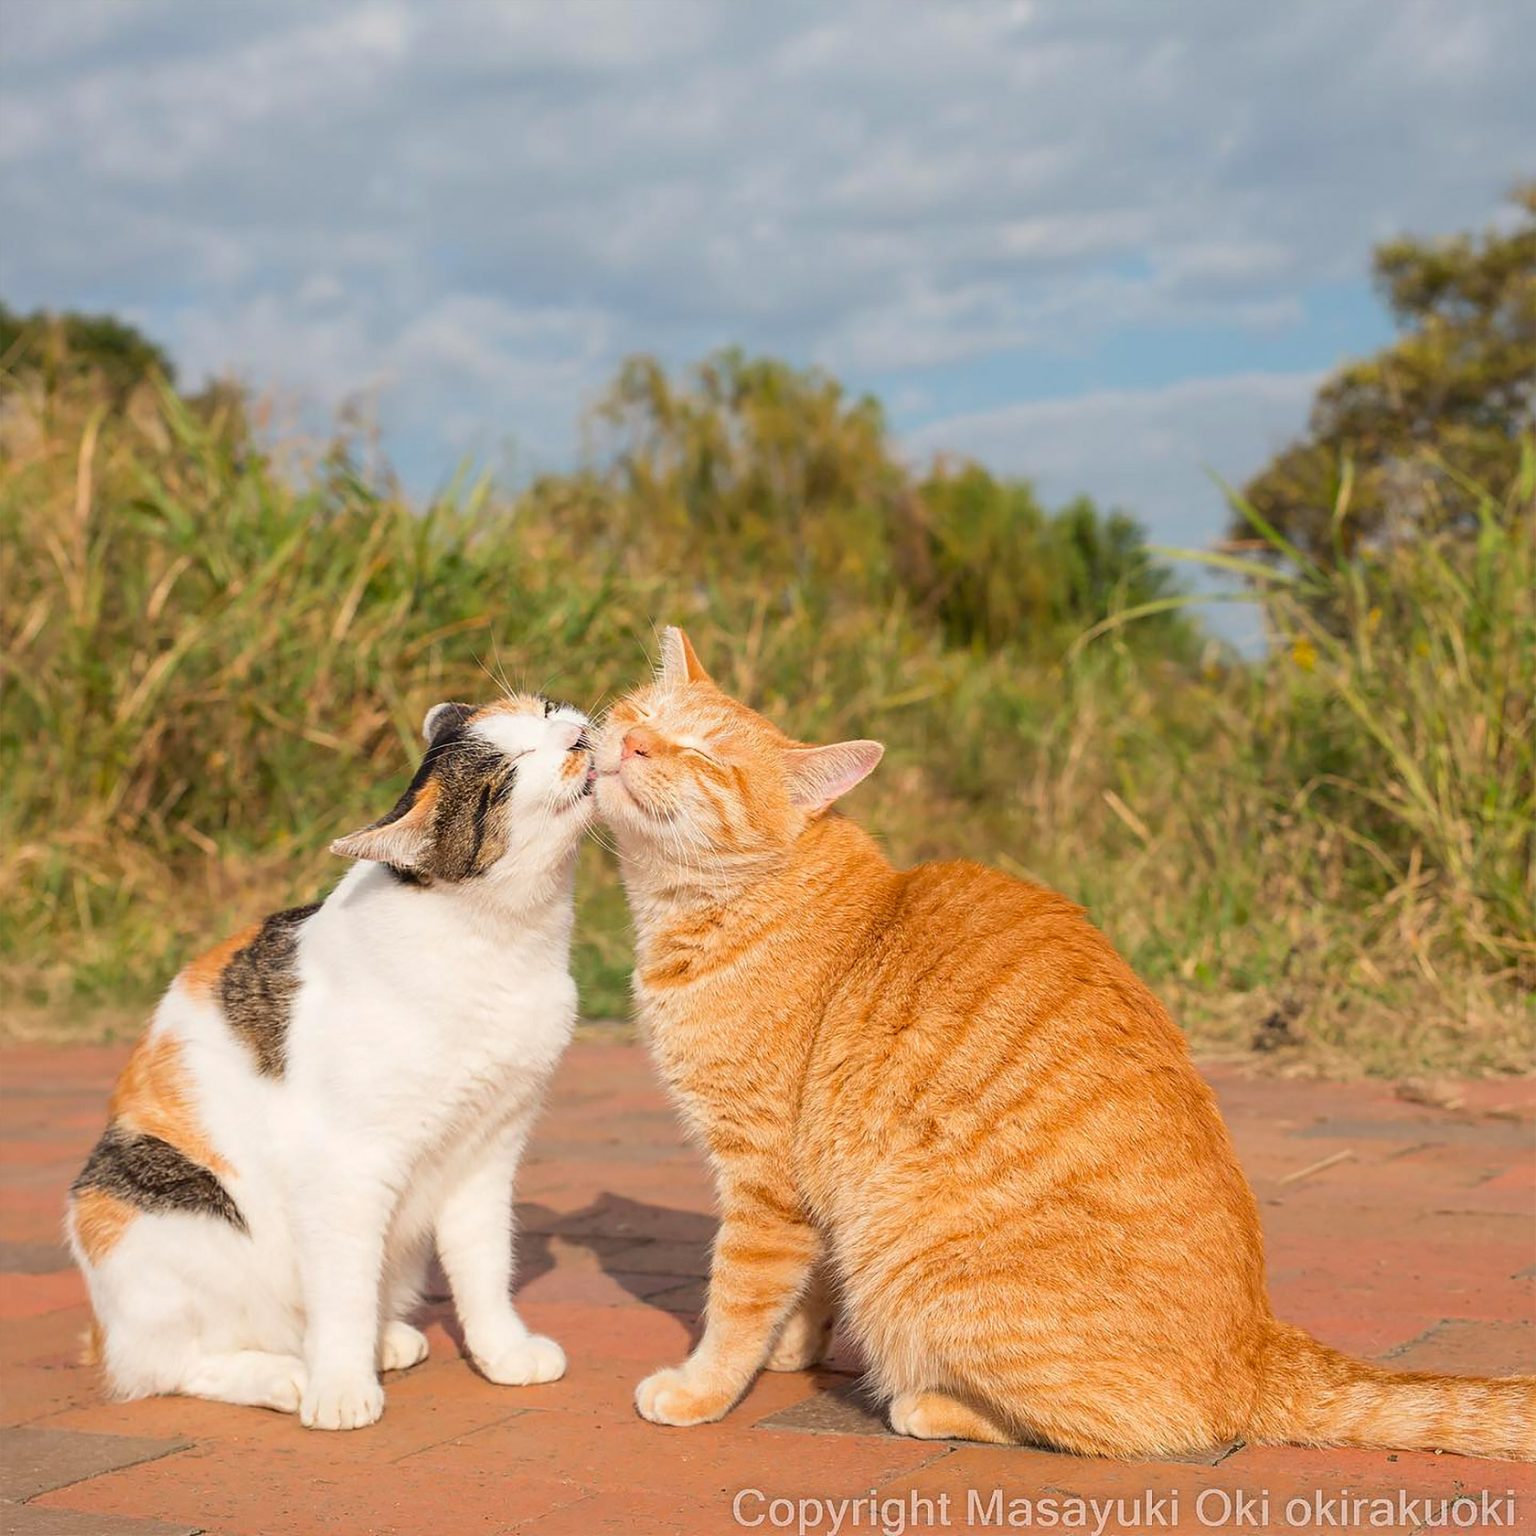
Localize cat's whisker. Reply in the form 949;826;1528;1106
584;826;622;859
471;649;514;706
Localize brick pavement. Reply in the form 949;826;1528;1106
1;1043;1532;1535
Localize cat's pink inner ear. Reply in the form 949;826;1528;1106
783;740;885;812
657;626;712;687
330;781;439;867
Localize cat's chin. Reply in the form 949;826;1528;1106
592;771;635;820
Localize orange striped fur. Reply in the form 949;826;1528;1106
601;628;1536;1461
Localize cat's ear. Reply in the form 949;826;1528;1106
422;701;474;744
657;626;712;688
783;740;884;813
330;781;440;868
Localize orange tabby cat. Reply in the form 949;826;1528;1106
594;627;1535;1460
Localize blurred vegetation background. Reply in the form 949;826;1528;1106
2;194;1532;1075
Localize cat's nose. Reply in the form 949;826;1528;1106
622;727;657;761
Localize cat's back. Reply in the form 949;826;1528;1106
803;853;1251;1227
831;853;1192;1067
138;899;323;1127
884;855;1095;980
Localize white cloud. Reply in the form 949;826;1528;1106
0;0;1529;500
173;289;611;473
907;371;1324;547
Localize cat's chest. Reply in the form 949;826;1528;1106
635;970;806;1139
300;948;574;1129
415;1043;534;1137
416;973;574;1086
384;998;569;1162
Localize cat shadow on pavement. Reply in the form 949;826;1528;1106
421;1191;864;1394
516;1190;715;1302
420;1191;714;1355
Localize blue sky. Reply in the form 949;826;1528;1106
2;0;1532;579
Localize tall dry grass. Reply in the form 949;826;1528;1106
2;364;1531;1074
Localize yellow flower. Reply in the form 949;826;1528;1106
1291;638;1317;672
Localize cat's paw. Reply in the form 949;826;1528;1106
379;1321;429;1373
634;1366;731;1427
300;1372;385;1431
475;1334;566;1387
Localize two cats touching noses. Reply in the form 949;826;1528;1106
67;627;1534;1459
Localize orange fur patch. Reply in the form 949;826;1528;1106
402;775;441;820
72;1187;137;1265
471;694;542;722
110;1031;231;1176
180;922;262;999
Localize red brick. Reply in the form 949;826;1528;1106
0;1271;88;1319
3;1041;1531;1535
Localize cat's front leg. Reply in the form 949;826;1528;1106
293;1178;392;1430
636;1183;819;1427
434;1126;564;1387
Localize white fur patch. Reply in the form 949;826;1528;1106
470;713;546;756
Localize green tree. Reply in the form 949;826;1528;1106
0;302;176;402
911;464;1181;651
548;348;1185;653
1239;183;1535;563
0;302;253;450
587;347;898;586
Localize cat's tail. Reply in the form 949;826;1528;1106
1247;1321;1536;1460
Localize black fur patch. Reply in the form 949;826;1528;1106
385;862;431;887
72;1123;246;1233
370;700;532;884
218;904;319;1077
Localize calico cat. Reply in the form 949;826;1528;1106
594;627;1535;1460
68;693;595;1430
